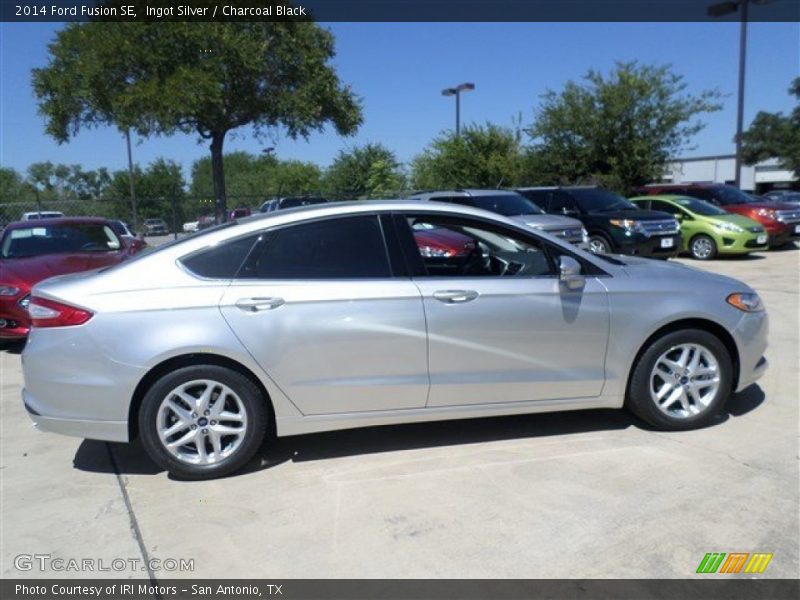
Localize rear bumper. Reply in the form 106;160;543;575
24;389;129;442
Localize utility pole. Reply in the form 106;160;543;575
125;128;140;235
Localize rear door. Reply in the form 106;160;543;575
219;214;429;415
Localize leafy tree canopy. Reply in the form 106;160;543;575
323;143;405;199
33;13;362;219
742;77;800;176
411;123;526;190
526;61;722;194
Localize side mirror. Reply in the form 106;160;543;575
559;256;585;291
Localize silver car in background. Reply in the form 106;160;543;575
22;201;768;479
407;189;589;248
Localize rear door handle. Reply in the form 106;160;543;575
235;297;285;312
432;290;479;304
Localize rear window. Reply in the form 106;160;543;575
180;234;260;279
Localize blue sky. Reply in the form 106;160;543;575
1;21;798;178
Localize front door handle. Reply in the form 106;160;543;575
432;290;479;304
235;297;285;312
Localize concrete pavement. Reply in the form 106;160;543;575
1;248;798;579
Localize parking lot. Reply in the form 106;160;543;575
1;247;798;580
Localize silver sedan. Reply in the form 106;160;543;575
22;201;768;479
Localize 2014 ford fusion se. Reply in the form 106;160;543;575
22;201;768;479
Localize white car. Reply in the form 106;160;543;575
21;211;65;221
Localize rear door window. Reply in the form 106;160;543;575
240;215;391;279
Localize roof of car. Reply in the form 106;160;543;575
408;189;520;197
4;216;111;230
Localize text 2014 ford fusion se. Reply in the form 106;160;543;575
21;201;768;479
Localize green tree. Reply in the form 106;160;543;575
324;143;405;199
742;77;800;176
33;12;362;221
526;61;723;194
0;167;37;203
107;158;185;225
189;152;322;201
411;123;526;189
25;162;111;200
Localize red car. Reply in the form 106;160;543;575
636;183;800;247
0;217;144;339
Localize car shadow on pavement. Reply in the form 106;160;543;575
0;340;25;354
72;384;766;479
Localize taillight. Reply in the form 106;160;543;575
28;296;93;328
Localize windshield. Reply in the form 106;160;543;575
713;186;755;205
471;193;544;216
568;189;636;212
1;223;121;259
673;197;727;216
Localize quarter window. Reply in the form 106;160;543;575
180;234;260;279
405;215;553;278
240;215;391;279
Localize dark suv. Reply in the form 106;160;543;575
518;187;681;257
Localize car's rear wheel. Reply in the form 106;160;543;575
689;234;717;260
626;329;732;430
588;234;612;254
139;365;268;479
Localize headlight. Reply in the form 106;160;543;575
0;286;20;296
418;246;454;258
609;219;647;235
18;294;30;309
713;221;744;233
727;292;764;312
756;208;777;220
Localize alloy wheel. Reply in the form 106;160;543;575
156;379;248;465
691;237;714;259
589;237;609;254
649;343;721;418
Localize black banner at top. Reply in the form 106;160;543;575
3;0;800;23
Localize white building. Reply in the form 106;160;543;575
662;155;797;193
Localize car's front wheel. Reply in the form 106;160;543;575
689;234;717;260
138;365;268;479
626;329;732;430
588;234;612;254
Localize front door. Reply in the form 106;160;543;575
398;213;610;408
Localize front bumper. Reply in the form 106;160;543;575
733;309;769;392
0;296;31;338
716;231;769;255
24;389;128;442
616;233;682;258
763;220;800;245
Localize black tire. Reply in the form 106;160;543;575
138;365;268;479
626;329;733;431
588;233;612;254
689;234;717;260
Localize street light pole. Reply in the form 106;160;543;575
734;0;749;189
442;82;475;137
125;128;140;236
707;0;767;189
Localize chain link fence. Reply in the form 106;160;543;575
0;190;417;234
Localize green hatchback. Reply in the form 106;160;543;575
629;195;768;260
